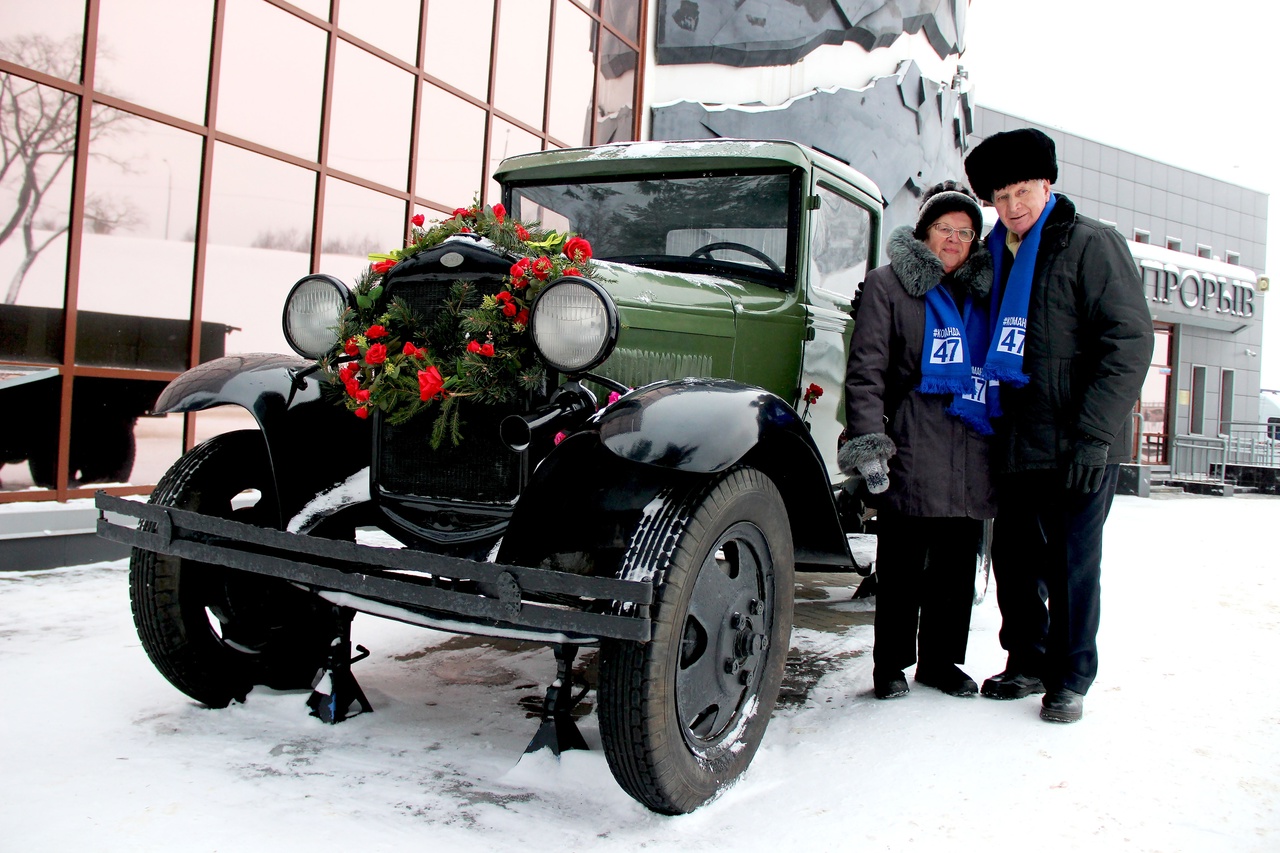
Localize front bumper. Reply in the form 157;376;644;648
95;492;653;644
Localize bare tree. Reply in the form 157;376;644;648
0;35;135;304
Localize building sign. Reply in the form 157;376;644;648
1129;241;1258;330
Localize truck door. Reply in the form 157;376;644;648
801;174;878;481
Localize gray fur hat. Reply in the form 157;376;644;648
913;180;983;241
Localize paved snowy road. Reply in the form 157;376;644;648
2;493;1277;851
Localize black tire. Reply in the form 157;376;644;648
129;430;336;708
597;467;795;814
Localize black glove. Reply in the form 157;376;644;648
1065;438;1110;494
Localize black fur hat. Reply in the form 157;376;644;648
964;128;1058;202
913;180;983;241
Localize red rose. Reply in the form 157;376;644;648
411;213;425;227
514;309;529;327
344;377;360;397
563;267;581;277
501;301;517;317
354;389;370;403
533;256;552;280
365;343;387;365
372;259;396;274
460;226;472;233
492;203;506;223
452;207;470;219
467;340;482;354
515;224;530;241
418;366;445;400
354;406;370;419
479;342;495;357
564;236;592;263
366;324;387;339
496;291;512;303
344;338;359;356
402;342;424;357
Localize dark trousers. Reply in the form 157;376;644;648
873;509;982;672
991;465;1119;695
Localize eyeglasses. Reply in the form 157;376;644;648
930;223;976;242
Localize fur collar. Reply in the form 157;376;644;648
886;225;993;299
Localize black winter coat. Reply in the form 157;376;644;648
843;227;996;519
990;194;1155;473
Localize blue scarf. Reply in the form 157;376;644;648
985;192;1058;390
920;282;996;435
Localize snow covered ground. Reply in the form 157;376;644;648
2;492;1277;851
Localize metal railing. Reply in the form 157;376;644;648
1221;421;1280;468
1169;434;1227;484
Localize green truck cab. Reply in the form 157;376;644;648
97;140;884;815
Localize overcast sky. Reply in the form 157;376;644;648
961;0;1280;387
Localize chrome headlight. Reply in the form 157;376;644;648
529;276;619;374
283;274;350;358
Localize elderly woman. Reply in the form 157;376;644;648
839;181;996;700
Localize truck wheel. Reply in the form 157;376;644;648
597;467;794;814
129;430;335;708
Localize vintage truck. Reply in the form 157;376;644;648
96;139;891;814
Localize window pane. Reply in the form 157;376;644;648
493;0;549;130
339;0;420;63
548;0;595;147
0;372;61;491
0;73;75;364
76;108;204;370
594;28;635;144
328;41;414;189
487;118;542;204
207;143;316;358
96;0;213;123
288;0;329;18
416;85;486;208
423;0;494;101
810;185;871;298
0;1;86;82
601;0;641;42
67;376;178;487
217;0;326;160
321;178;406;286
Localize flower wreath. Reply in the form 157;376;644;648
317;202;598;447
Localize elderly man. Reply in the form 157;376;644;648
964;128;1153;723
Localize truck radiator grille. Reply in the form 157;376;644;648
376;404;524;503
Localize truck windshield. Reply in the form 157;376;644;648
508;170;796;288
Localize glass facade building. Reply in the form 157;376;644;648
0;0;645;500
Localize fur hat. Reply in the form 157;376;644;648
964;128;1058;202
913;181;983;241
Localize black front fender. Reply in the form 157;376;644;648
500;379;854;573
154;354;370;522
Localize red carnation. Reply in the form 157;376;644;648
496;290;513;303
354;389;370;403
803;382;824;405
366;324;387;339
563;267;581;277
452;207;470;219
492;203;506;223
564;236;592;263
365;343;387;365
371;259;396;274
354;406;370;419
467;340;482;354
411;213;425;227
344;337;359;356
510;257;532;277
460;226;472;233
480;342;495;357
515;224;530;240
418;366;445;400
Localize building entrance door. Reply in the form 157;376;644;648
1138;323;1174;464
